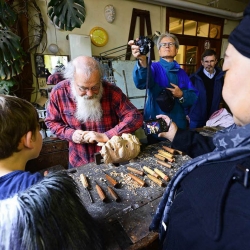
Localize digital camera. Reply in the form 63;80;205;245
134;36;154;55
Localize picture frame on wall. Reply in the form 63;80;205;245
37;77;47;89
35;54;46;77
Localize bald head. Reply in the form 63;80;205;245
73;56;102;80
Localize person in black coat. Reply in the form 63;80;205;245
150;2;250;249
188;49;225;129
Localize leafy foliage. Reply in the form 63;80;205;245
0;78;16;94
0;2;17;27
0;28;26;80
48;0;86;31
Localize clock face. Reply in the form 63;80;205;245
90;27;108;47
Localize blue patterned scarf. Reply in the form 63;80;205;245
150;123;250;238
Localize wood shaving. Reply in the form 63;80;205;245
109;170;142;194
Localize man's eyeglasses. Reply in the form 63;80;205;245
160;42;176;48
77;84;100;93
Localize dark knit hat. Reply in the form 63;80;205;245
229;2;250;58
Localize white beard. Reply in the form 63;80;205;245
71;84;103;122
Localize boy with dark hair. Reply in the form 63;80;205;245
0;94;104;249
0;94;43;200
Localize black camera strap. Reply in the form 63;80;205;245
144;45;152;119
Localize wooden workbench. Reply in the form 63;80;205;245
67;141;191;250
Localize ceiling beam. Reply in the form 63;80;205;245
133;0;244;20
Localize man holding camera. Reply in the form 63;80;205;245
128;32;198;144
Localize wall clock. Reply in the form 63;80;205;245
89;27;109;47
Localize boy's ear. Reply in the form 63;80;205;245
21;131;34;149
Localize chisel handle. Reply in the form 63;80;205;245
80;174;89;189
143;166;159;178
162;145;176;155
95;183;106;202
105;174;118;187
154;168;169;181
107;186;119;201
127;173;145;187
156;160;172;169
157;153;175;163
158;150;174;159
127;166;144;176
154;154;166;162
147;174;163;187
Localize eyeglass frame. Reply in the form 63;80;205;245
159;42;176;48
75;82;101;93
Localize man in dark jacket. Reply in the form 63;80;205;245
188;49;224;128
150;2;250;249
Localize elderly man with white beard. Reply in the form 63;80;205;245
45;56;143;168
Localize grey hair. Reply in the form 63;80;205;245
156;32;180;50
63;58;103;82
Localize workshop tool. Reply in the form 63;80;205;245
154;154;167;162
103;171;119;187
146;174;163;187
175;149;184;155
95;181;107;202
158;149;174;159
127;173;146;187
102;179;120;202
127;166;144;176
162;145;184;155
162;145;176;155
94;152;104;165
143;166;159;178
68;168;77;174
154;168;169;181
156;160;172;169
80;174;94;203
157;151;175;163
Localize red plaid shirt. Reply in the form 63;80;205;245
45;80;143;167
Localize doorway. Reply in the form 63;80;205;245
167;8;224;75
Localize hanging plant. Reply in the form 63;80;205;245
47;0;86;31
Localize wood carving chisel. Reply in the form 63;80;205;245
156;160;172;169
95;181;107;202
80;174;94;203
127;166;144;176
102;171;119;187
157;152;175;163
154;154;167;162
162;145;176;155
103;180;119;202
127;173;146;187
146;174;163;187
154;168;169;181
143;166;159;178
158;149;174;159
